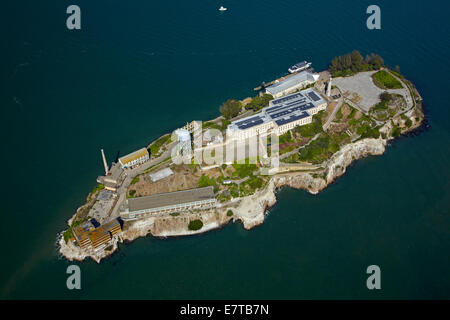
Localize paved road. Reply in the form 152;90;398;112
323;96;344;131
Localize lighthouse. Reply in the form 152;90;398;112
326;77;332;97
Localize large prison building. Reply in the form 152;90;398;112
120;186;217;221
226;88;327;140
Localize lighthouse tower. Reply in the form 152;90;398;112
326;77;332;97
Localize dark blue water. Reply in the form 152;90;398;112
1;0;449;299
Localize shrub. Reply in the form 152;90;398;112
220;99;242;119
227;210;233;217
188;219;203;231
245;94;273;111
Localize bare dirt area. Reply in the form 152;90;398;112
128;164;222;197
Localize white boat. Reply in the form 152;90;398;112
219;6;227;11
288;61;312;73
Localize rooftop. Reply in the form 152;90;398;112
149;167;174;182
266;71;318;95
119;148;149;165
126;186;215;212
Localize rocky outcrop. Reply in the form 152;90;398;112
324;138;386;184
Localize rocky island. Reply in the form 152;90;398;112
58;51;425;263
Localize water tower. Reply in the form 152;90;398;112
175;129;192;156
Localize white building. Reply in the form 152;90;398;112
118;148;149;169
227;88;327;140
265;70;320;98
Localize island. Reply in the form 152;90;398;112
58;51;425;263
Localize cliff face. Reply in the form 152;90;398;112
232;138;387;229
324;138;386;185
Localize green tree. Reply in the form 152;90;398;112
188;219;203;231
220;99;242;119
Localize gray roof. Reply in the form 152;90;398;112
127;186;215;212
266;71;316;95
149;167;174;182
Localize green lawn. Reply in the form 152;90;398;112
372;71;403;89
149;135;171;156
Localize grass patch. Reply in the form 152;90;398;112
130;177;140;185
149;135;171;156
92;183;104;194
231;163;258;179
198;174;219;192
293;113;323;137
298;134;341;164
372;71;403;89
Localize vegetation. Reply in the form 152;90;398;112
227;210;233;217
357;123;381;139
372;70;403;89
63;217;89;243
391;124;402;137
293;113;323;137
245;94;273;111
198;174;219;192
130;177;140;185
150;135;171;156
92;183;105;194
231;163;258;179
188;219;203;231
220;99;242;119
278;131;293;144
329;50;384;77
298;134;341;164
203;121;222;131
128;189;136;197
405;118;412;128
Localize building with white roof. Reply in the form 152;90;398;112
265;70;319;98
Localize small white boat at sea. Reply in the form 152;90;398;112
288;61;312;73
219;6;227;11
